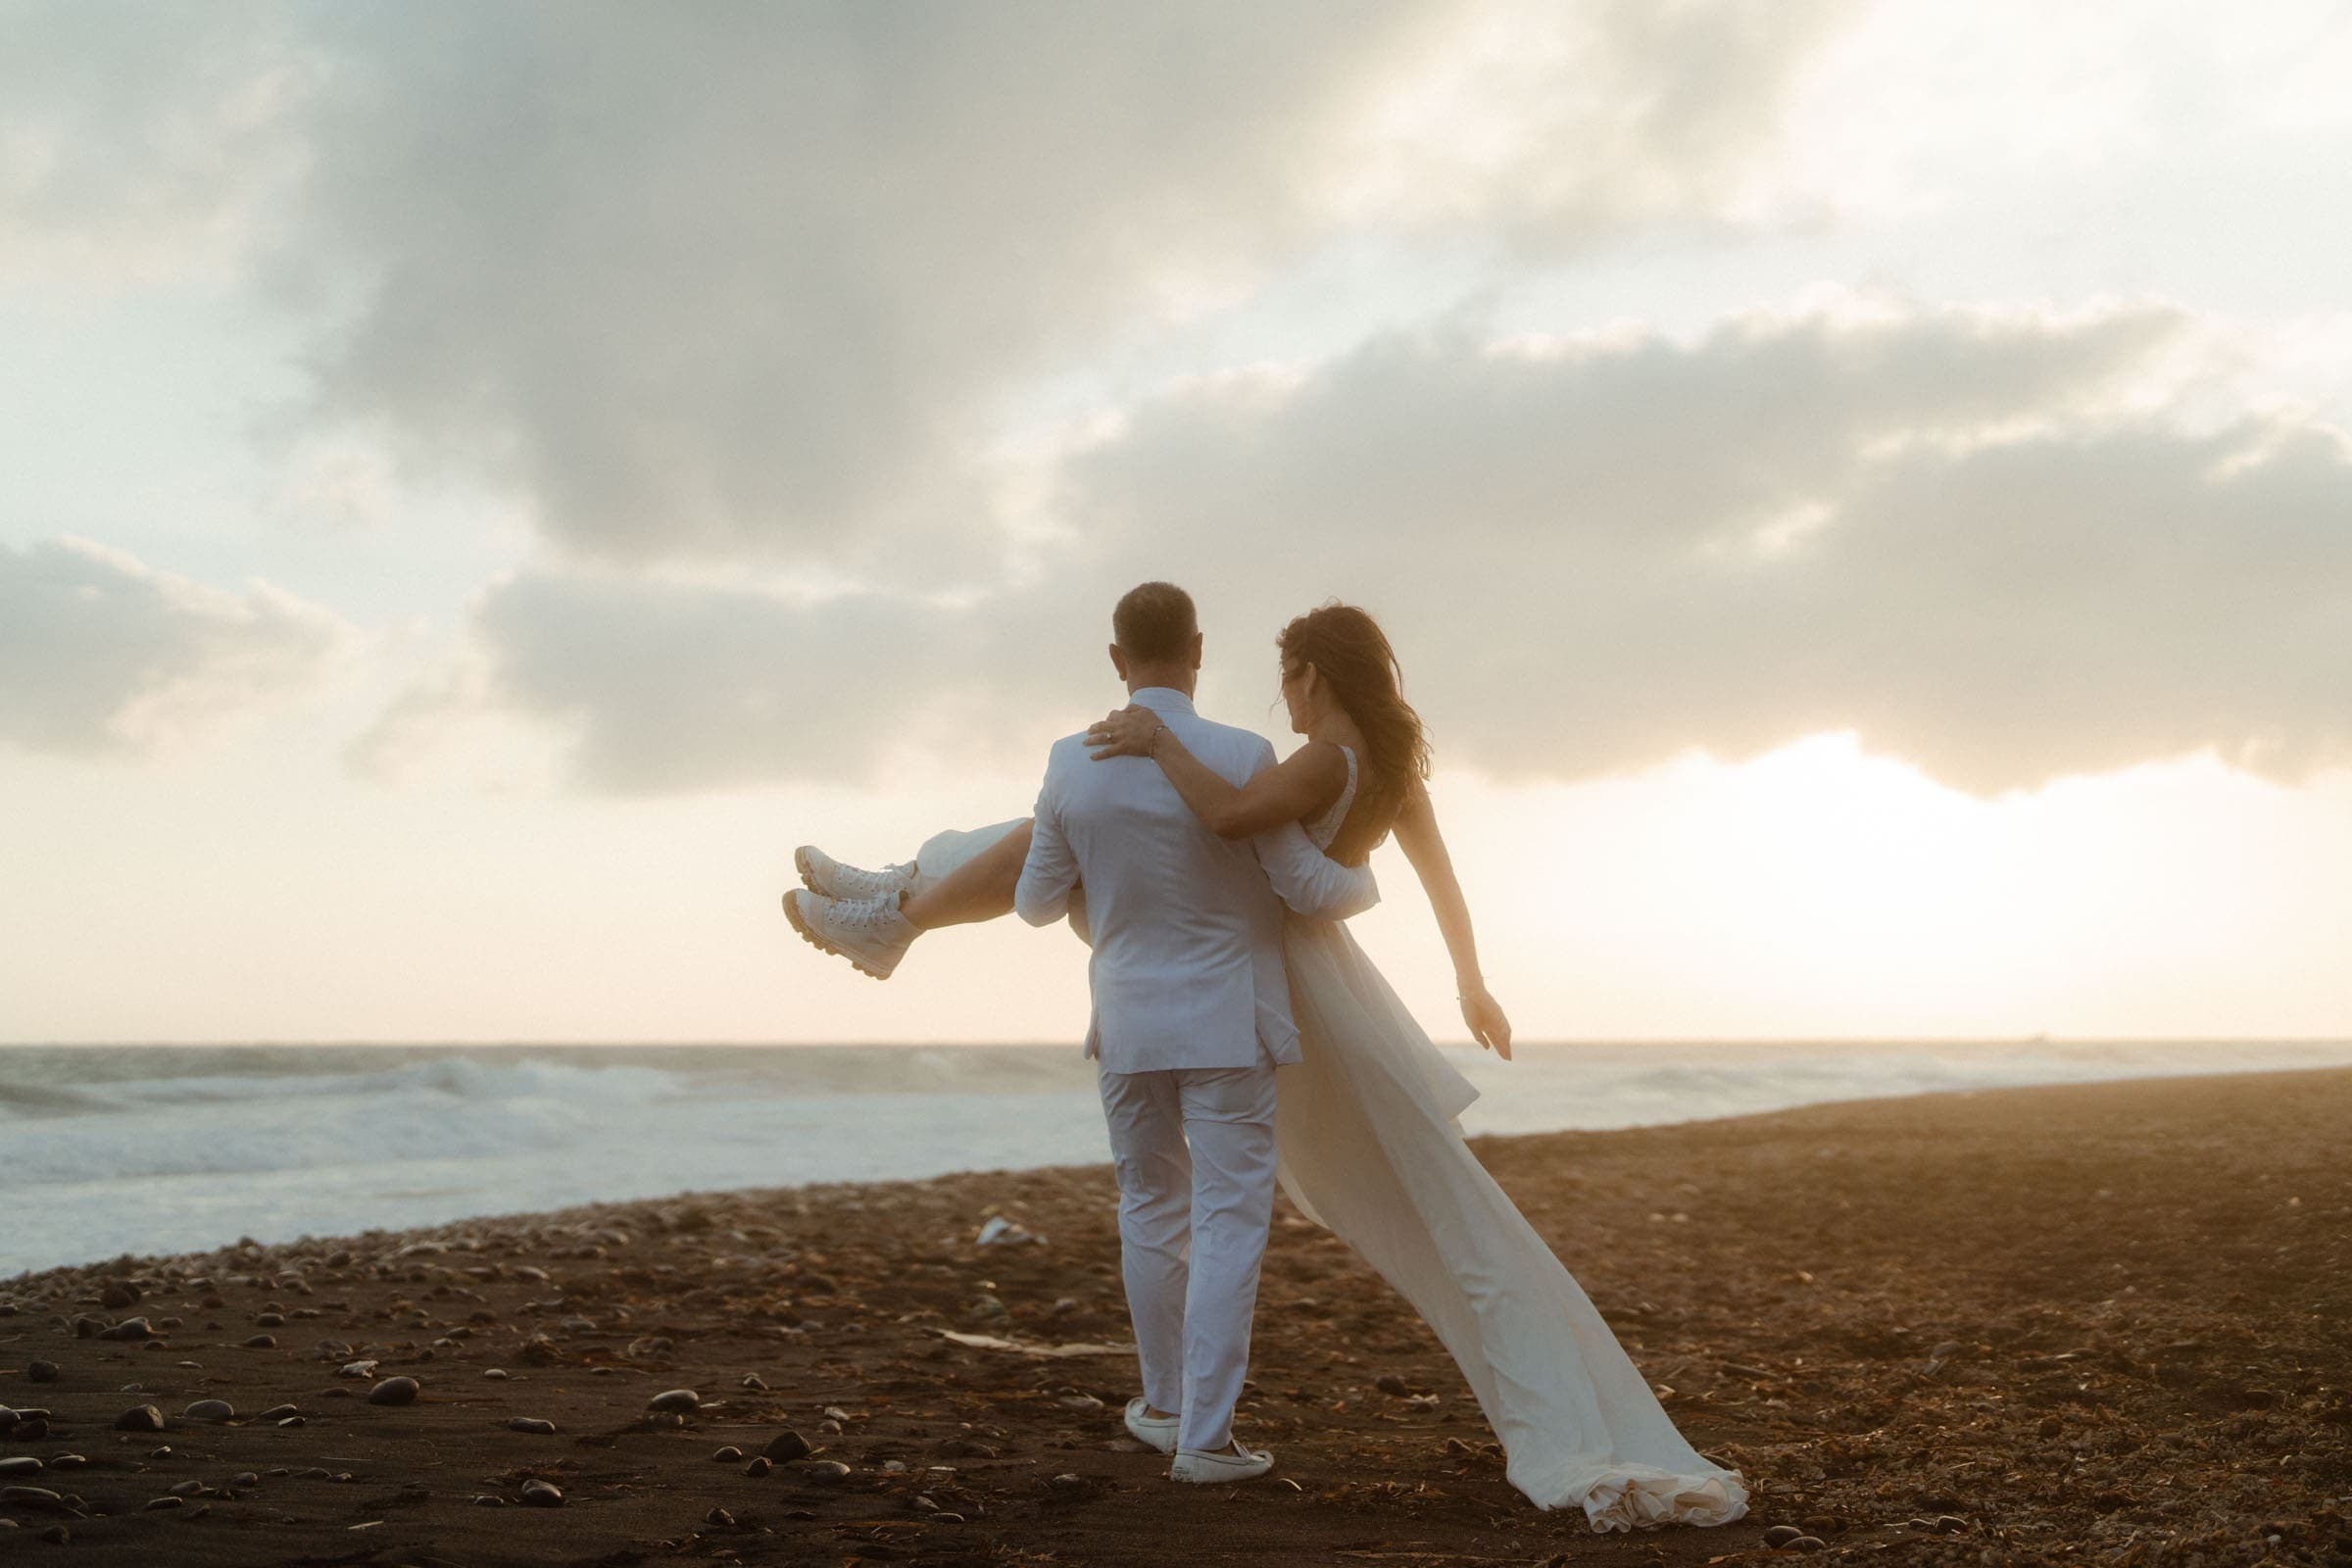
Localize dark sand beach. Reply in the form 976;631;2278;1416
3;1066;2347;1567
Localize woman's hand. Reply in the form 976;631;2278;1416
1086;705;1164;761
1460;982;1513;1060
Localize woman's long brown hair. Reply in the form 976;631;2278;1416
1276;603;1430;843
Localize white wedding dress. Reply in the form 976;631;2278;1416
914;748;1748;1531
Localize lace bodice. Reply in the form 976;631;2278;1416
1304;744;1359;852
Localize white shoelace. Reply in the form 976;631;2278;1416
826;894;903;930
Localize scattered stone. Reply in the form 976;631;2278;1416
1764;1525;1805;1547
705;1505;735;1526
100;1283;139;1309
806;1460;853;1483
25;1360;58;1384
114;1404;167;1432
763;1430;812;1462
1788;1537;1827;1552
43;1455;86;1470
1;1486;66;1510
711;1446;743;1461
1936;1515;1968;1534
647;1388;701;1414
484;1368;510;1380
258;1403;299;1421
741;1373;768;1391
242;1334;277;1348
507;1417;556;1434
743;1456;773;1476
97;1317;156;1342
40;1527;69;1545
469;1494;504;1506
230;1472;259;1489
144;1495;184;1510
0;1457;42;1477
185;1398;235;1422
519;1479;564;1507
338;1359;379;1379
1374;1373;1409;1396
367;1377;420;1406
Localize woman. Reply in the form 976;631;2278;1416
783;604;1747;1532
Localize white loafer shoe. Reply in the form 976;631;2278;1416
1169;1438;1274;1484
1123;1396;1179;1454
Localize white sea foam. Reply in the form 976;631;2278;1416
2;1039;2346;1280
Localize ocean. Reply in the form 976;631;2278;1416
5;1038;2349;1282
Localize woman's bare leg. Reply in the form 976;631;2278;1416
902;818;1032;930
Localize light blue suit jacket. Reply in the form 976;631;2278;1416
1013;687;1378;1073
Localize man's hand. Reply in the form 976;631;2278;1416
1086;705;1163;760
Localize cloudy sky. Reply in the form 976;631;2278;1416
4;0;2348;1046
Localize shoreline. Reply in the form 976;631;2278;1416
3;1068;2348;1565
16;1039;2352;1284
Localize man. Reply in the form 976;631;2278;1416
1013;581;1378;1483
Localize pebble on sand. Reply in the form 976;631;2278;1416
520;1479;564;1507
184;1399;235;1423
647;1388;701;1413
367;1377;421;1406
762;1430;812;1462
97;1317;156;1342
113;1404;167;1432
25;1361;57;1384
507;1417;557;1434
0;1457;43;1478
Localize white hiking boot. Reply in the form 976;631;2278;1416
782;889;916;980
795;844;916;902
1169;1438;1275;1484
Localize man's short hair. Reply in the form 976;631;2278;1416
1112;581;1198;664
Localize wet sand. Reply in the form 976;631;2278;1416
3;1066;2348;1567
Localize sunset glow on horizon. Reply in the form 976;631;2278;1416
3;1;2347;1047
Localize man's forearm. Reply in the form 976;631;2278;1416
1258;826;1380;918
